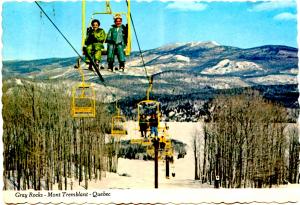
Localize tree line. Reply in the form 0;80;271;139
2;80;118;190
193;90;299;188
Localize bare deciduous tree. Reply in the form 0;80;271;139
201;90;297;188
3;80;117;190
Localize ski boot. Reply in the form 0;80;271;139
88;63;93;71
108;62;114;72
119;62;125;72
74;58;80;69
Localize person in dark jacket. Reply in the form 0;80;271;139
139;114;148;138
83;19;106;70
149;114;158;137
106;14;127;71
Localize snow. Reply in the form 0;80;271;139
50;68;74;79
174;55;190;63
188;41;219;48
154;54;190;63
125;54;191;76
57;121;208;189
211;40;220;46
127;54;159;66
156;43;186;51
154;41;219;52
122;67;149;76
90;121;300;189
1;122;207;190
157;54;173;60
15;79;23;85
171;75;250;90
280;68;298;75
168;111;175;117
246;74;297;85
202;59;263;75
3;122;300;204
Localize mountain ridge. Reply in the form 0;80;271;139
3;42;298;118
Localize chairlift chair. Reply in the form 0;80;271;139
137;100;161;126
71;82;96;117
111;115;127;135
82;0;131;56
111;103;127;136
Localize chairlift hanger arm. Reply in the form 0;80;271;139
146;75;154;100
92;12;127;15
115;101;121;116
106;0;112;13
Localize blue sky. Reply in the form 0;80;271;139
1;0;298;60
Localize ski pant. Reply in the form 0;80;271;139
107;43;126;67
150;126;158;137
140;125;148;138
85;43;103;63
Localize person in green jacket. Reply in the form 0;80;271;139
84;19;106;70
106;14;128;71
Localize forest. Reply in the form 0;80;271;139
193;90;299;188
3;80;299;190
2;80;118;190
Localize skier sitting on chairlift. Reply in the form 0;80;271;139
106;14;128;71
149;113;158;137
83;19;106;70
139;114;148;138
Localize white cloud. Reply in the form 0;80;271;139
250;1;296;12
274;12;297;21
166;1;207;11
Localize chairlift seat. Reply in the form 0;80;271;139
71;83;96;118
111;115;127;136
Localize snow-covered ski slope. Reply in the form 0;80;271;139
100;122;210;189
3;123;300;205
69;122;209;189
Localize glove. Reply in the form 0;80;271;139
86;27;93;35
82;45;87;55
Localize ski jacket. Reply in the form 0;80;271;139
85;27;106;46
149;117;158;127
139;117;148;128
106;24;128;46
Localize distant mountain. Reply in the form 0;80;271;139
2;42;298;120
3;41;298;77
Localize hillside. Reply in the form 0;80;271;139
2;42;298;121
